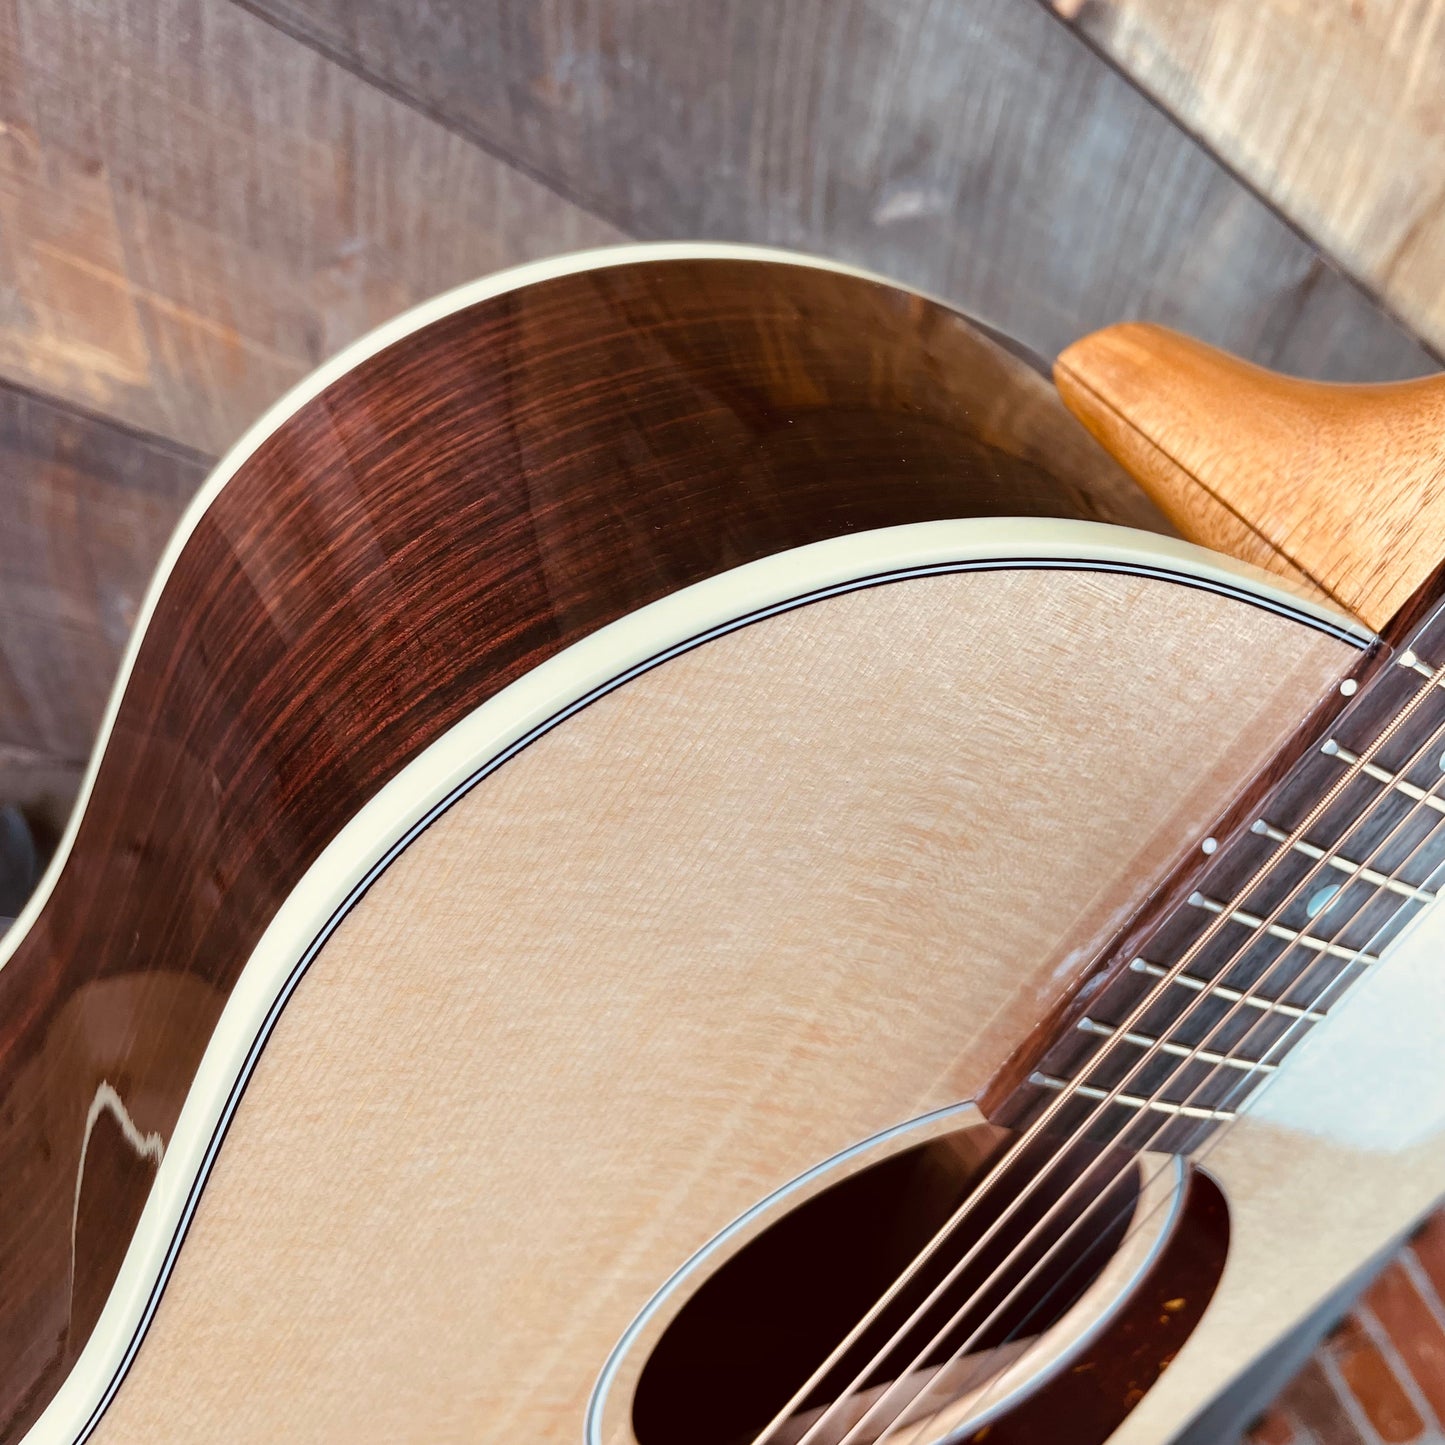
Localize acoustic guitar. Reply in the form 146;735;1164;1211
4;244;1444;1445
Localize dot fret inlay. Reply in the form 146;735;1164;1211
991;601;1445;1155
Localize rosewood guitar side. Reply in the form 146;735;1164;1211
5;247;1434;1445
0;249;1168;1442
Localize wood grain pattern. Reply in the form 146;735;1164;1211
1045;365;1323;595
0;384;211;838
3;0;1433;845
979;638;1386;1150
1052;0;1445;354
1054;322;1445;630
0;0;624;455
0;257;1170;1442
238;0;1435;384
81;570;1343;1445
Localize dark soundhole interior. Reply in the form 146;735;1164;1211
632;1124;1141;1445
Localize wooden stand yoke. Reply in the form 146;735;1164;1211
1054;323;1445;632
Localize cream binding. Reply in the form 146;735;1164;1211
7;246;1370;1445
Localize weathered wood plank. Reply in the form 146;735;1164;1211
245;0;1436;381
0;0;625;455
1051;0;1445;355
0;383;212;835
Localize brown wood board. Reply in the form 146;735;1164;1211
237;0;1436;381
0;384;211;839
0;0;625;456
1051;0;1445;355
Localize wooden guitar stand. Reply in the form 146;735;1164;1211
1056;323;1445;631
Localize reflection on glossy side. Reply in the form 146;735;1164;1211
0;256;1164;1438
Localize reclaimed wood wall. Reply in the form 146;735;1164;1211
1;0;1439;837
1052;0;1445;353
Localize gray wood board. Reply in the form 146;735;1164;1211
240;0;1437;380
0;0;625;455
0;383;211;835
1049;0;1445;355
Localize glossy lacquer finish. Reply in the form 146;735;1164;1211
0;259;1164;1438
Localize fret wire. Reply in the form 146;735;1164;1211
1128;959;1327;1020
1170;655;1445;964
1163;808;1445;1155
1185;892;1382;963
1076;1017;1277;1073
1320;740;1445;813
1086;692;1445;1097
1121;817;1442;1076
947;839;1445;1445
1250;820;1437;903
1067;654;1445;1095
1197;844;1445;1129
796;625;1445;1445
809;638;1445;1445
1028;1073;1237;1121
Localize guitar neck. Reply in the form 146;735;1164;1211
983;328;1445;1159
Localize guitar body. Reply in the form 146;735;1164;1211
3;247;1443;1445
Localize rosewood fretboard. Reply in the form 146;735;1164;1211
987;589;1445;1155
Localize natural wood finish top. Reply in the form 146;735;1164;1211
87;569;1342;1445
1054;322;1445;631
0;256;1166;1441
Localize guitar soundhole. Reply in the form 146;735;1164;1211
631;1124;1141;1445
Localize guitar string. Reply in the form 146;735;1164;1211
853;760;1445;1445
750;636;1445;1445
754;643;1445;1445
794;677;1445;1445
894;812;1445;1445
919;833;1445;1445
832;695;1445;1445
749;645;1443;1445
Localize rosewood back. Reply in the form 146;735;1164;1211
0;259;1163;1439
